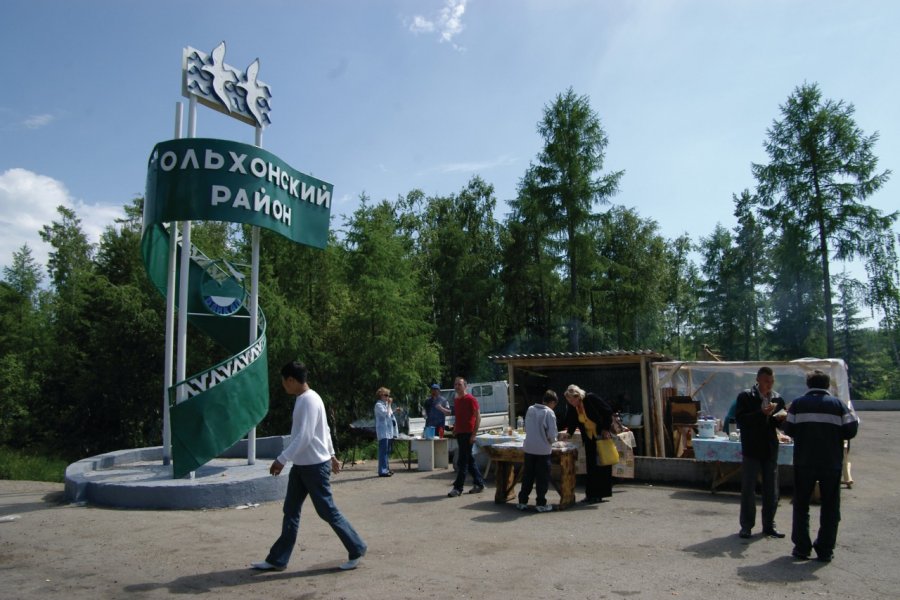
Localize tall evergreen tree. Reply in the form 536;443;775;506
592;206;668;350
500;169;564;352
417;177;504;380
698;224;743;359
341;199;440;415
732;191;770;360
529;88;624;350
662;234;702;359
752;82;894;356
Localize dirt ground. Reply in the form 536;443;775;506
1;412;898;600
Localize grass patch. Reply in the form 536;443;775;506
336;440;418;464
0;446;68;483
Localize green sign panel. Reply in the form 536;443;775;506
142;137;332;478
145;138;332;248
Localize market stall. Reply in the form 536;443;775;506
488;350;670;459
649;358;854;465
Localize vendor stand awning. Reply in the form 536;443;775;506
489;350;670;458
650;358;854;459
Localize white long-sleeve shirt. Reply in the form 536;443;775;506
277;389;335;466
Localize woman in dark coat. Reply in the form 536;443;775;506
561;384;613;503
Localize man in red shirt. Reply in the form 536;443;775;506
448;377;485;497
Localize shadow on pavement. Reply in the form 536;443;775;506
737;554;826;583
123;565;340;594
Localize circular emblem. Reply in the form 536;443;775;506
200;260;247;316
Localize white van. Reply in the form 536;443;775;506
408;381;510;436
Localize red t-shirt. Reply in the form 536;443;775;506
453;393;480;434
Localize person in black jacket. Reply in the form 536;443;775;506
735;366;787;539
783;370;859;563
559;384;613;504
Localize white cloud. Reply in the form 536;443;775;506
408;0;468;48
438;0;467;44
23;113;55;129
409;15;435;34
433;154;516;174
0;168;124;274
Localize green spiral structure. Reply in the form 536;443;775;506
143;138;332;479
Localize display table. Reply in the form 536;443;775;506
692;437;793;492
409;437;450;471
390;435;416;470
483;441;579;510
475;433;523;477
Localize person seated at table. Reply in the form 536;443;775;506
517;390;560;513
559;384;614;504
374;387;400;477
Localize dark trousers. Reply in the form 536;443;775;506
583;438;612;499
518;453;551;506
265;463;367;568
740;455;779;531
452;432;484;491
792;466;842;556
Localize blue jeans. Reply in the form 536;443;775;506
265;462;367;568
452;432;484;491
378;438;393;475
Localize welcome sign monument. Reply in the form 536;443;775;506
142;43;332;478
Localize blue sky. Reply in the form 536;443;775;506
2;0;898;281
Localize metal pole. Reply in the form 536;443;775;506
247;126;263;465
175;96;197;478
162;102;183;465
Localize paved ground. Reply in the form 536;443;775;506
1;412;897;599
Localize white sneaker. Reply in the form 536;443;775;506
339;557;361;570
515;503;527;511
535;504;553;513
250;560;285;571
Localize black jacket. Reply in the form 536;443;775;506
565;392;613;441
783;389;859;470
735;385;785;461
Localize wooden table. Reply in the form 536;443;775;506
484;443;579;510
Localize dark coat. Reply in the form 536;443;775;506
735;385;785;461
565;392;613;440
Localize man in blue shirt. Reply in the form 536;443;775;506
424;383;451;436
782;369;859;563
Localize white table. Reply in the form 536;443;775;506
410;437;450;471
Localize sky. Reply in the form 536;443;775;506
2;0;898;282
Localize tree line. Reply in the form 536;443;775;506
1;82;898;461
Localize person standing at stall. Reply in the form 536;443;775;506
374;387;399;477
424;383;451;437
447;376;485;497
560;384;613;504
517;390;560;512
735;366;787;539
783;369;859;563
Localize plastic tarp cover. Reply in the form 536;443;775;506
649;359;852;456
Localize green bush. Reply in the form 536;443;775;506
0;446;68;483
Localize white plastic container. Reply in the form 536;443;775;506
697;420;716;439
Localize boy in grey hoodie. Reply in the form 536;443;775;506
517;390;560;512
